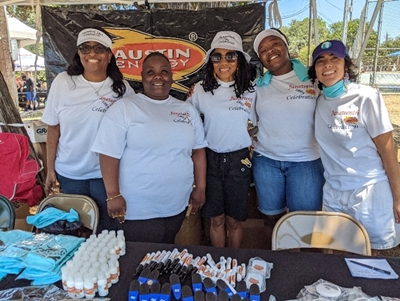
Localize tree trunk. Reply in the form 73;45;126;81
0;6;18;108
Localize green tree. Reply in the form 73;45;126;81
328;19;378;50
281;18;330;64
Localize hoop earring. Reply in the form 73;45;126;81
344;72;349;89
314;78;319;91
213;71;219;80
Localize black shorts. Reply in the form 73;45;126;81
201;148;251;221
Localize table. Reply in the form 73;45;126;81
18;92;47;107
0;242;399;300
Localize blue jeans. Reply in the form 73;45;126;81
56;173;118;233
252;153;324;215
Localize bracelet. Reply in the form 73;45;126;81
106;193;122;202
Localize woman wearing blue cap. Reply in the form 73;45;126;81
308;40;400;251
187;31;256;248
252;28;324;249
42;27;134;232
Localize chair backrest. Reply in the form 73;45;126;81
0;195;15;230
272;211;371;256
36;194;99;234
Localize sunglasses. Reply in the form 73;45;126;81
210;51;238;64
78;44;109;54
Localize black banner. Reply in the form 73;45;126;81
42;4;265;100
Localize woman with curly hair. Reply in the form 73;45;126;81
308;40;400;251
42;27;134;232
187;31;256;248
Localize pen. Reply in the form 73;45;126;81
349;260;391;275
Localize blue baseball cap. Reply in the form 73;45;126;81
312;40;349;64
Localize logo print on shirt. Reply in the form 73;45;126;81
171;111;191;124
229;96;252;112
343;116;358;124
92;96;118;113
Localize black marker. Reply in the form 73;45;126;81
349;260;391;275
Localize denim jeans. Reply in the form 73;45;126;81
56;173;118;232
252;153;324;215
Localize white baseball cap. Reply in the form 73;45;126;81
205;31;251;63
253;29;289;57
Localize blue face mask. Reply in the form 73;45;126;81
256;59;309;86
322;80;347;98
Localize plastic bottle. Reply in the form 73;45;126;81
74;274;85;299
117;236;126;256
83;273;95;299
61;266;69;291
91;271;98;293
101;264;112;288
109;260;119;284
109;257;120;276
66;274;75;298
97;271;109;297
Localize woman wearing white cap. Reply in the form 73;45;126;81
308;40;400;251
187;31;256;248
42;27;134;233
252;28;324;249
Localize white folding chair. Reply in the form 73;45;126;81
272;211;371;255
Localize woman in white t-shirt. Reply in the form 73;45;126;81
187;31;256;248
308;40;400;251
42;27;134;233
92;52;207;243
252;28;324;249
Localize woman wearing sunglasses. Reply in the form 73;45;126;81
42;27;134;233
308;40;400;251
252;28;324;249
187;31;256;248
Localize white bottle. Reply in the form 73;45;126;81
109;258;120;276
66;274;75;298
101;264;112;288
90;271;98;293
117;237;126;256
74;274;85;299
84;273;96;299
109;260;119;284
61;266;69;291
97;271;109;297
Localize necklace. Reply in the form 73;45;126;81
87;79;107;96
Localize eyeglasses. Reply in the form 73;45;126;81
78;44;109;54
210;52;238;64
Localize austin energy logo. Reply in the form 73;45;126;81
105;28;206;93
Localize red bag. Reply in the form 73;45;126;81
0;132;42;206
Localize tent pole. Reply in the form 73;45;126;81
356;0;384;69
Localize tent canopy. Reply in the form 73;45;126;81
6;15;37;48
14;47;45;71
0;0;230;5
387;50;400;57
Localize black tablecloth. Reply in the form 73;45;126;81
0;242;399;300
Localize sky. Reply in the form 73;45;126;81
274;0;400;41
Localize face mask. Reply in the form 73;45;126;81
322;80;347;98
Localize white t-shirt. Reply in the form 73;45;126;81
41;72;134;179
187;80;256;153
315;83;393;191
255;71;320;161
91;93;208;220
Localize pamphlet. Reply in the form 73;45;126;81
345;258;399;279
